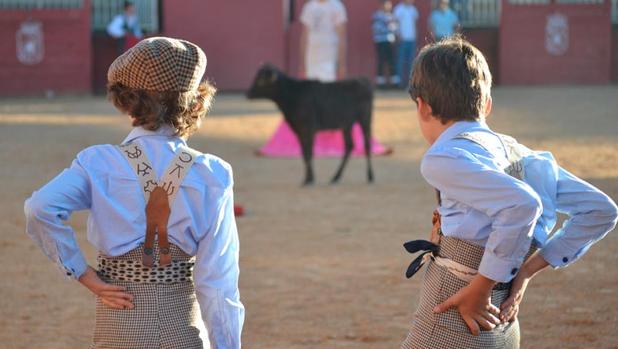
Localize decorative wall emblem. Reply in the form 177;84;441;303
16;20;44;65
545;13;569;56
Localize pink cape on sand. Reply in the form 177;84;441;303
257;121;393;157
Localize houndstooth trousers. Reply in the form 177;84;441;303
91;244;205;349
401;236;521;349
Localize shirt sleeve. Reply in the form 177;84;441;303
334;1;347;24
393;5;401;19
421;147;542;282
300;3;312;26
450;10;460;25
540;167;618;268
24;155;92;280
106;15;125;38
521;151;559;243
193;176;244;349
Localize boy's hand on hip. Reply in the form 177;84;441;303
500;252;550;323
78;266;134;310
500;269;530;323
433;274;500;336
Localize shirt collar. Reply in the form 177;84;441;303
429;119;487;151
122;125;186;145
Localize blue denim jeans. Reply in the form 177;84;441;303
397;40;416;88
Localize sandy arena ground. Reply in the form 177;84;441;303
1;86;617;349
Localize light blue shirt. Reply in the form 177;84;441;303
107;14;143;39
24;126;244;348
421;121;618;283
393;3;419;41
430;8;459;39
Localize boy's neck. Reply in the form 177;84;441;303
428;120;456;144
427;118;484;145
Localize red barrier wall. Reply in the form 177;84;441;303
463;28;500;83
499;1;611;85
160;0;436;90
0;2;91;96
92;0;499;92
611;26;618;82
7;1;612;96
287;0;433;82
162;0;287;91
279;0;497;87
92;33;126;94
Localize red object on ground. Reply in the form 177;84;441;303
257;121;392;158
234;205;245;217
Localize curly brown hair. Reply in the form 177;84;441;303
107;81;216;138
409;36;492;124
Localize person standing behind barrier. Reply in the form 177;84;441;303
107;1;143;55
394;0;419;88
429;0;460;41
372;0;400;89
299;0;347;82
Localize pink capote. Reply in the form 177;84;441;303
257;121;392;157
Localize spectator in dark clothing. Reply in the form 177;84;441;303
107;1;143;55
372;0;399;88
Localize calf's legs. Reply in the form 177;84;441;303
360;120;374;183
330;127;354;184
299;132;315;186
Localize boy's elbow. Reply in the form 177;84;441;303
603;197;618;229
518;190;543;220
586;192;618;230
24;192;51;222
24;195;40;221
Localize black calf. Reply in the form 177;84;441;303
247;64;375;185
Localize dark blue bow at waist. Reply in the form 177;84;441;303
403;240;439;279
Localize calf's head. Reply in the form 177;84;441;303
247;64;281;100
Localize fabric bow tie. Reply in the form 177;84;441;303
403;240;440;279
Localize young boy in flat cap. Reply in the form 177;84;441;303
25;37;244;348
400;37;617;348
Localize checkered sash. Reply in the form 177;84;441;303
400;236;521;349
92;244;205;349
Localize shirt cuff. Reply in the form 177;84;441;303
478;251;523;283
61;252;89;280
539;231;581;268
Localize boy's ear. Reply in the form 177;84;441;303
416;97;434;122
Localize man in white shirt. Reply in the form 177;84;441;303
393;0;419;88
107;1;143;55
299;0;348;82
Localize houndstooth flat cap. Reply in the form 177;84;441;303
107;37;207;92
